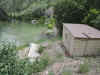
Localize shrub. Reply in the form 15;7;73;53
0;42;21;75
82;8;100;30
32;53;49;73
47;18;56;29
90;15;100;30
0;42;49;75
0;42;32;75
38;16;46;24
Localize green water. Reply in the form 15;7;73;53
0;22;47;46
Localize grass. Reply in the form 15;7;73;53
56;52;64;60
16;44;29;50
38;45;45;54
78;60;90;73
48;71;55;75
36;39;48;44
62;70;72;75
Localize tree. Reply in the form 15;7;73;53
54;0;88;35
0;8;9;21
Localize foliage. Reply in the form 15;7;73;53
0;42;21;75
0;42;49;75
87;0;100;9
90;15;100;30
47;17;56;29
82;8;100;30
54;0;88;35
38;16;46;24
0;0;58;21
38;45;45;54
32;53;49;73
0;8;9;21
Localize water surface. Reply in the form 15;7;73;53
0;22;47;46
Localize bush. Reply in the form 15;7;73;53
0;42;32;75
0;42;20;75
32;54;49;73
47;17;56;29
0;42;49;75
82;8;100;30
62;70;72;75
90;15;100;30
54;0;88;35
38;16;46;24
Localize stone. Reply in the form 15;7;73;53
32;20;37;24
28;43;40;62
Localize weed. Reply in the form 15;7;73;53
38;45;45;54
16;44;28;50
48;71;55;75
62;70;72;75
78;60;90;73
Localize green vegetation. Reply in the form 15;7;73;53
54;0;100;35
0;42;49;75
32;54;49;73
82;8;100;30
16;44;28;50
36;39;47;44
38;45;45;54
62;70;72;75
0;0;100;74
54;0;88;35
47;18;56;29
56;52;64;60
48;71;55;75
78;61;90;73
0;0;100;33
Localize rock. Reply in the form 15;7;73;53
18;47;30;59
28;43;40;62
45;29;55;39
46;29;54;34
32;20;37;24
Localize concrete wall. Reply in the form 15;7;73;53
72;39;88;56
72;39;100;56
63;25;100;56
63;25;74;55
85;39;100;56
